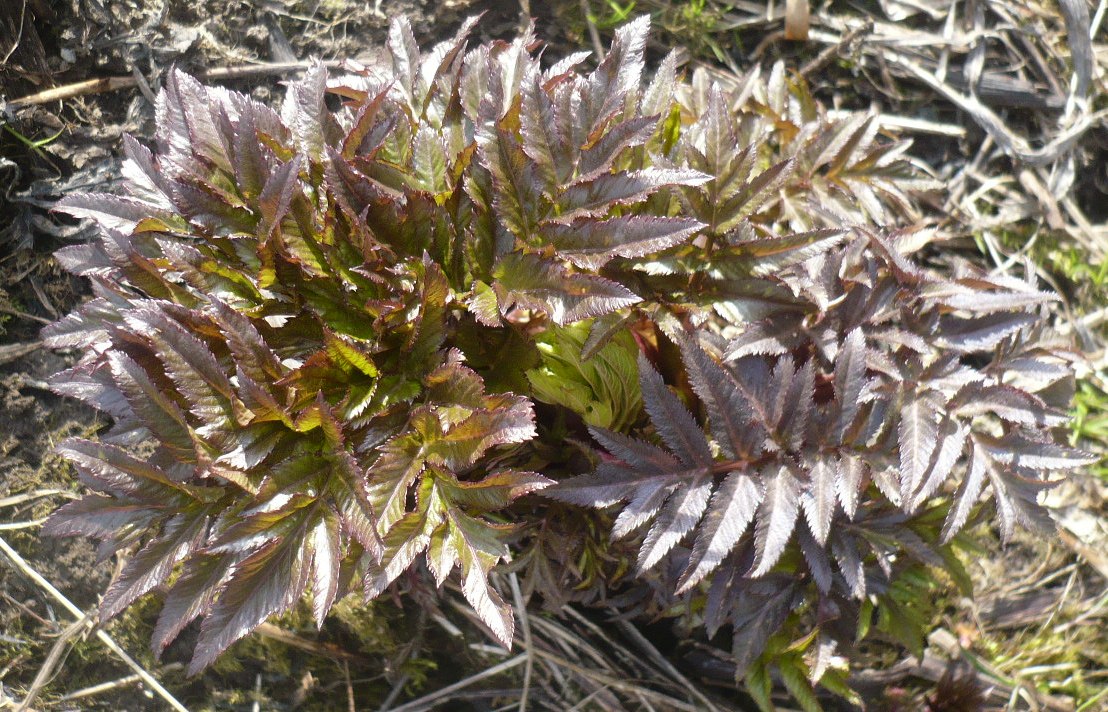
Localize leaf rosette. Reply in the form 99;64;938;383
44;14;1091;698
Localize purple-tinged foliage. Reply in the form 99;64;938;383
45;14;1089;701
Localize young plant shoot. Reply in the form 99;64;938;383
45;16;1091;701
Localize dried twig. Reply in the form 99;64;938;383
1057;527;1108;583
611;616;722;712
0;489;70;509
0;303;51;325
798;20;872;78
0;341;40;366
824;109;965;137
578;0;605;60
507;574;533;712
1;0;27;65
783;0;810;41
1016;168;1066;230
0;518;47;531
384;654;528;712
807;16;1102;167
343;660;356;712
254;622;364;662
0;534;190;712
885;49;1102;166
376;672;409;712
528;648;700;712
57;672;140;702
129;65;158;106
6;60;345;109
16;613;92;712
6;75;140;109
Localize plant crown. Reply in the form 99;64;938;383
46;16;1091;696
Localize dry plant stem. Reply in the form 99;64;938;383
929;629;1075;712
0;652;32;683
528;648;700;712
507;574;533;712
1093;0;1108;38
59;673;137;702
749;29;786;60
0;342;40;367
824;109;965;138
798;20;872;78
1060;196;1103;254
0;535;190;712
28;278;58;319
1057;0;1093;101
852;647;1074;712
0;518;47;530
1;590;54;628
254;622;364;662
578;0;605;60
634;690;658;712
455;599;671;709
565;688;609;711
1037;567;1078;633
611;616;722;712
1054;589;1108;634
6;60;344;109
0;489;70;509
130;65;158;106
1057;528;1108;583
1016;168;1066;230
552;609;637;670
58;667;185;703
868;46;1098;166
1055;306;1108;337
377;673;409;712
343;660;355;712
2;0;27;65
783;0;810;41
0;303;51;325
384;655;528;712
16;613;92;712
7;75;138;108
529;612;705;709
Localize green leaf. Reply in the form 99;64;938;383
153;554;236;656
492;252;640;324
744;658;775;711
750;464;802;576
406;258;451;364
544;215;705;270
433;505;515;645
412;125;451;198
639;355;710;468
366;434;426;535
189;526;311;674
526;321;642;430
100;508;212;620
557;169;710;219
107;351;197;463
779;655;824;712
419;396;536;470
56;438;215;502
434;470;552;512
677;471;763;593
